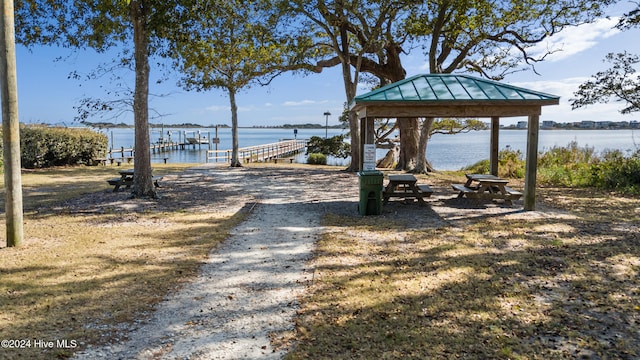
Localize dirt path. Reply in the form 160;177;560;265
71;165;539;359
72;165;356;359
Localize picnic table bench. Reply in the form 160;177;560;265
452;174;522;204
383;174;433;206
107;169;162;192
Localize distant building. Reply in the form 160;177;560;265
580;121;596;129
541;121;555;129
596;121;612;129
516;121;528;129
631;121;640;129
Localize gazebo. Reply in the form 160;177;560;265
349;74;560;211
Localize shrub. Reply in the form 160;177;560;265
590;149;640;192
20;126;108;168
535;142;640;193
306;135;350;158
498;148;525;178
539;141;595;168
537;141;596;187
307;153;327;165
462;148;524;178
462;159;489;175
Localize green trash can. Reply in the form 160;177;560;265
357;170;383;215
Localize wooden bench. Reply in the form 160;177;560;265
90;158;108;166
108;157;133;166
107;177;131;192
417;184;434;197
453;183;523;203
504;186;523;200
452;184;478;197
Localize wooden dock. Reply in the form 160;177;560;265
106;137;212;163
206;139;307;163
103;138;306;165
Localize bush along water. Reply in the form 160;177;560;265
462;148;525;178
463;141;640;194
590;149;640;193
20;126;108;168
306;153;327;165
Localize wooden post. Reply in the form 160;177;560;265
490;116;500;176
524;114;540;211
1;0;24;246
359;118;365;171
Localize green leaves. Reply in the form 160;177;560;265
15;0;131;51
173;0;298;94
306;135;351;158
430;118;488;135
405;0;615;77
570;52;640;115
19;126;108;168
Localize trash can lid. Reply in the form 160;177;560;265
357;170;383;176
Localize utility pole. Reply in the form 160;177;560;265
323;111;331;138
1;0;24;247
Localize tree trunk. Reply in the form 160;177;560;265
229;87;242;167
396;117;420;171
414;117;435;173
346;111;360;171
1;0;24;247
131;0;156;198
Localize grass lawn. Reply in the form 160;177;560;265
286;179;640;359
0;164;247;359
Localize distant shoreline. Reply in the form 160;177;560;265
80;121;346;130
75;120;638;131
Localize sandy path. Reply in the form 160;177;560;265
73;166;356;359
70;165;534;359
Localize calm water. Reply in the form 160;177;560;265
98;127;639;170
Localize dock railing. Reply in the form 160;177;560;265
206;139;307;163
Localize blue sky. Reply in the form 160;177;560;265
14;2;640;127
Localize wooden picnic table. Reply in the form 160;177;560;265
383;174;433;205
107;169;162;192
452;174;522;204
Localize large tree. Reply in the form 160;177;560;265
1;0;23;246
287;0;412;171
294;0;614;172
173;0;304;167
15;0;181;198
408;0;615;172
406;0;611;172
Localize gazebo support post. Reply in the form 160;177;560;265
490;116;500;176
524;114;540;211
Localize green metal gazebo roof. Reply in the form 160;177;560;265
353;74;559;103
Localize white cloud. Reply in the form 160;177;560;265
205;105;228;112
512;77;586;100
238;105;257;112
282;99;318;106
530;17;621;62
511;77;637;123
